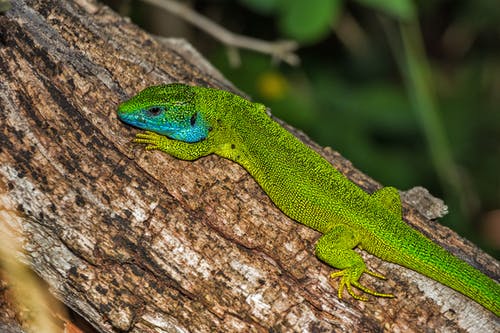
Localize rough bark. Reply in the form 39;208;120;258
0;0;498;332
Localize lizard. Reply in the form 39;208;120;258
117;83;500;316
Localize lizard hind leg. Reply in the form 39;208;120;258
315;225;394;301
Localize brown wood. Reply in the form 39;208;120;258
0;0;498;332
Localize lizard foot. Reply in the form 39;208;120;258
133;131;164;150
329;269;395;301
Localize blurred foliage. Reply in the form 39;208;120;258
107;0;500;257
240;0;415;41
0;0;12;13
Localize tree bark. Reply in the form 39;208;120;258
0;0;498;332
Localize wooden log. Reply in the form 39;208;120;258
0;0;498;332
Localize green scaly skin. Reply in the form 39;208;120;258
117;83;500;316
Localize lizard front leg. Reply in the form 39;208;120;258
133;131;213;161
315;225;394;301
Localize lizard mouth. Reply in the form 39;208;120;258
117;103;210;143
117;108;190;140
117;108;143;126
118;111;173;134
116;105;159;131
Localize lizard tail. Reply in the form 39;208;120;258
398;238;500;316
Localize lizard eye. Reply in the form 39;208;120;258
145;107;163;116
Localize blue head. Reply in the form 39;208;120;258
117;84;210;143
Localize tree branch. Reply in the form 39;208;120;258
0;1;498;332
141;0;300;66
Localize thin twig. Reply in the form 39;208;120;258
140;0;300;66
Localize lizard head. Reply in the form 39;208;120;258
117;84;210;143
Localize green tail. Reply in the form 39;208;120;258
398;235;500;316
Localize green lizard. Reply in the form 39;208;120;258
117;83;500;316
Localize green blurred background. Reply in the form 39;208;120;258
107;0;500;258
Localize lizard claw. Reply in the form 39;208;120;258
329;269;395;301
